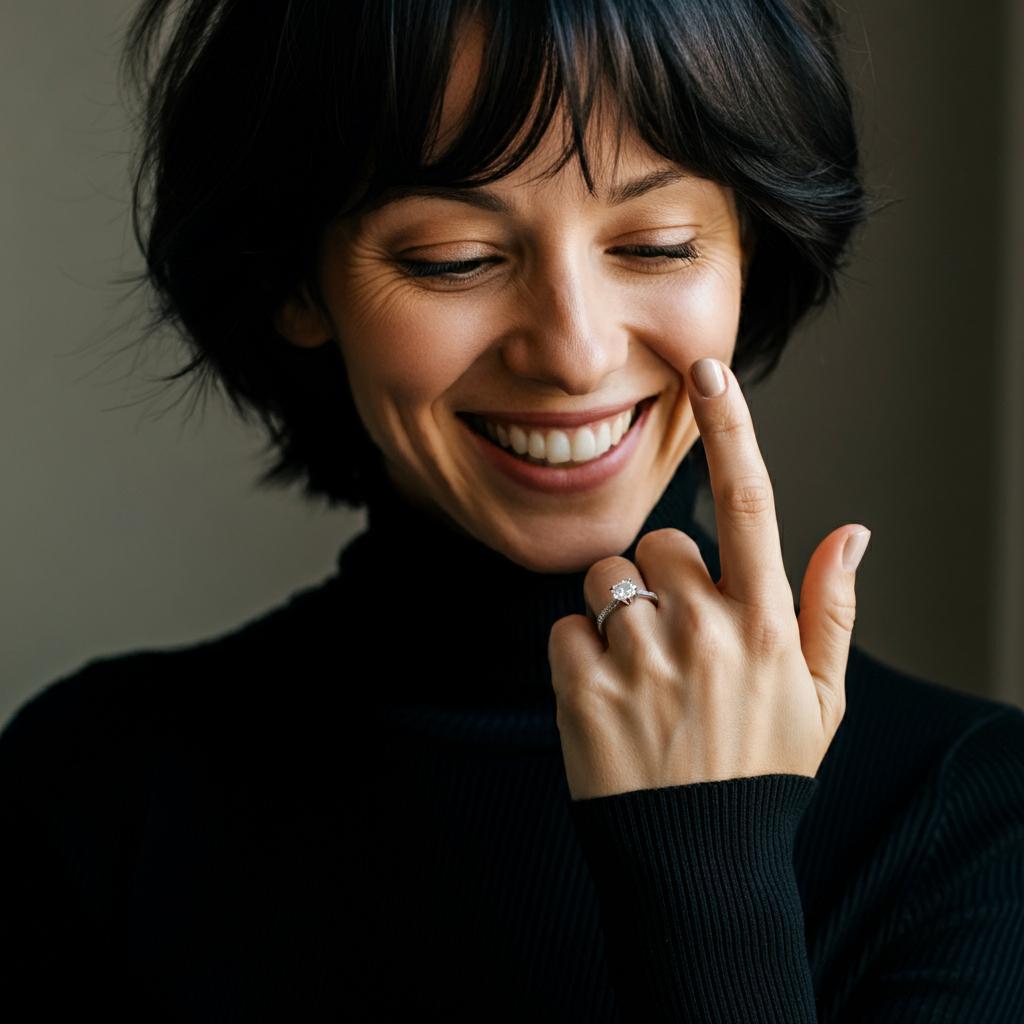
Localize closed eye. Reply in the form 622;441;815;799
396;242;701;284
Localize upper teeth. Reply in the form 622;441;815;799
478;405;639;465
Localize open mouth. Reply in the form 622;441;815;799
457;394;658;468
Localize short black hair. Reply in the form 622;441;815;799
116;0;869;508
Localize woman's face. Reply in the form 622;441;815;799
277;27;748;574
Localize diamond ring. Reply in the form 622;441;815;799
593;577;660;638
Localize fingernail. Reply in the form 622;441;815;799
842;529;872;572
691;358;726;398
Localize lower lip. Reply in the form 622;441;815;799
460;399;655;494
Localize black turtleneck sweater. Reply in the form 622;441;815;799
2;455;1023;1022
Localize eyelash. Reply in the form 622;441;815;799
397;243;701;283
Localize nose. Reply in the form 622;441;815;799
499;245;629;397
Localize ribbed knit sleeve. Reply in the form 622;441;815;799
568;772;819;1023
569;707;1024;1024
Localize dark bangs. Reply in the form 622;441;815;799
118;0;868;507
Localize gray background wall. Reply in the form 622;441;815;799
3;0;1021;730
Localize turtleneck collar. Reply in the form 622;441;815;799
327;452;720;717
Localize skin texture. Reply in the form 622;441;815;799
276;16;871;797
275;16;749;575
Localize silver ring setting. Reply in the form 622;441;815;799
594;576;660;638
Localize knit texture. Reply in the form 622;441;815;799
2;453;1023;1022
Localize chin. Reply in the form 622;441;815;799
495;523;639;576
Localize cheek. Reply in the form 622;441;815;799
337;278;486;408
631;263;742;375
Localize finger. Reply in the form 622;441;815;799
584;556;659;651
633;526;721;606
686;357;790;612
798;525;869;731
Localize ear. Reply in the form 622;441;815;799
273;285;332;348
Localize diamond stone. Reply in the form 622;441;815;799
611;579;638;603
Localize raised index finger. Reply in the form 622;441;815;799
686;357;790;612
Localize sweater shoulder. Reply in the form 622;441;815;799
839;643;1021;774
0;575;337;783
927;700;1024;836
0;651;175;784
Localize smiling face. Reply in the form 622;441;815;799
275;18;749;574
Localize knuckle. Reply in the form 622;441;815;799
635;526;693;561
547;616;573;647
549;615;599;672
745;610;793;659
589;554;624;577
823;597;858;634
687;613;729;662
555;671;610;721
720;474;774;523
675;595;709;637
705;410;747;440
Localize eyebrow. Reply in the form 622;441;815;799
365;167;691;216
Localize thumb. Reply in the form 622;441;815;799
797;525;871;729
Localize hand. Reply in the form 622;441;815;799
547;357;871;801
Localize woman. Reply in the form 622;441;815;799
2;1;1022;1021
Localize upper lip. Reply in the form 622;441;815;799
462;395;655;429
